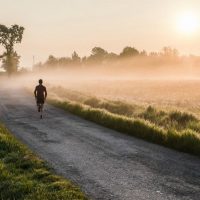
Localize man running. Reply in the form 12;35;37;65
34;79;47;112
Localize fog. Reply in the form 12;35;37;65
1;56;200;116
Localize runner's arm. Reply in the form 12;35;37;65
44;87;47;100
34;87;37;98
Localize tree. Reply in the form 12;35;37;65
106;52;118;61
149;52;159;57
88;47;108;63
45;55;58;67
58;57;72;67
0;24;24;74
72;51;81;65
1;51;20;73
120;46;139;58
140;50;147;56
161;47;179;57
91;47;107;56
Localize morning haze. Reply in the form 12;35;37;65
1;0;200;67
1;1;200;200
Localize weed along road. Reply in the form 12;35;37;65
0;87;200;200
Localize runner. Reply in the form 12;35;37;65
34;79;47;118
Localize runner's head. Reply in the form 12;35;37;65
39;79;43;85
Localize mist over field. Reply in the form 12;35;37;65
1;54;200;117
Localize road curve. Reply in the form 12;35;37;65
0;87;200;200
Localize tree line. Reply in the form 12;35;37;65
0;24;199;74
34;46;182;70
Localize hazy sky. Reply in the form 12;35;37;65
0;0;200;68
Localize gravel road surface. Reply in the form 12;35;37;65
0;87;200;200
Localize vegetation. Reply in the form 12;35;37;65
33;46;185;70
0;123;87;200
48;87;200;156
0;24;24;75
49;87;200;132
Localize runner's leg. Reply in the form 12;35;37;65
40;103;44;119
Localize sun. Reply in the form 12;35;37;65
177;12;199;35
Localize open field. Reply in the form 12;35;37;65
46;79;200;156
0;123;87;200
48;79;200;116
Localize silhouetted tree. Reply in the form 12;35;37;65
91;47;107;56
58;57;72;67
0;24;24;74
120;46;139;57
106;52;118;61
72;51;81;65
161;47;179;57
45;55;58;67
1;51;20;73
149;52;159;57
88;47;108;63
140;50;147;56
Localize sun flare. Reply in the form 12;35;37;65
177;12;199;35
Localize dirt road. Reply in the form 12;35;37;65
0;87;200;200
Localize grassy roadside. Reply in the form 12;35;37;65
49;99;200;157
0;123;87;200
49;86;200;133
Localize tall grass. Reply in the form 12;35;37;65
0;124;87;200
49;87;200;134
49;99;200;156
139;106;200;132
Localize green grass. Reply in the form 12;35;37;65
49;86;143;116
139;106;200;132
49;99;200;156
49;86;200;133
0;124;87;200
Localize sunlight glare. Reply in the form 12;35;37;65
177;12;199;35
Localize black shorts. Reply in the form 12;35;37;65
37;98;44;104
